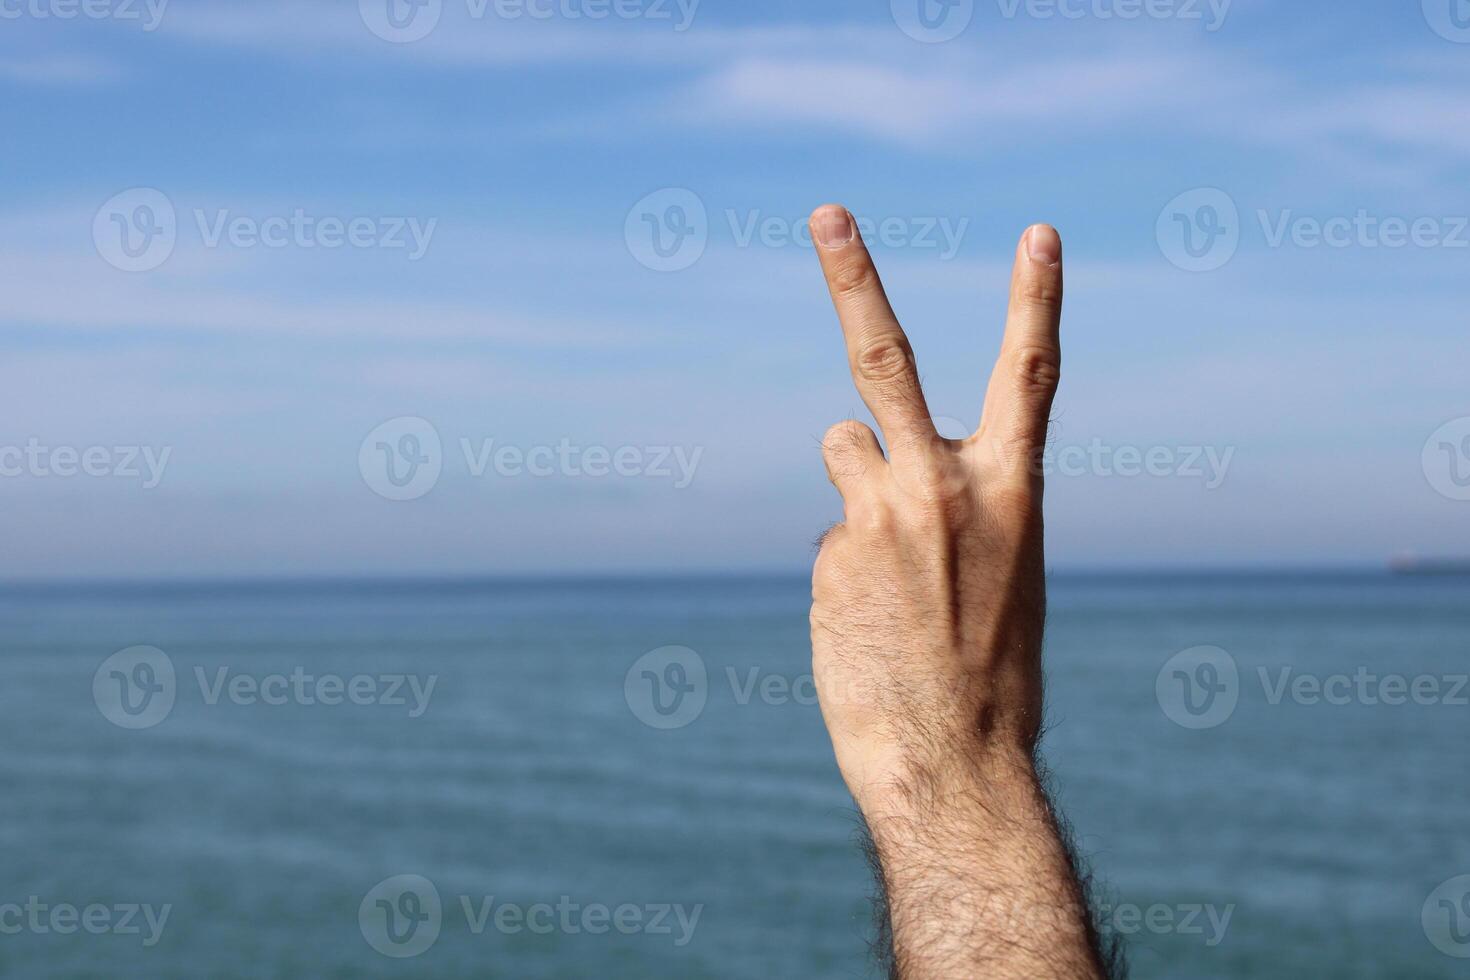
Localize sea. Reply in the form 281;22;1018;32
1;572;1465;979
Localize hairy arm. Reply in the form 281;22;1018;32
806;205;1119;978
859;752;1122;978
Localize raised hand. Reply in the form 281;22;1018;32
808;205;1114;979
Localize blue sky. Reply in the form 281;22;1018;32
1;0;1467;578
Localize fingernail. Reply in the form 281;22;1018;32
812;206;854;248
1026;224;1061;265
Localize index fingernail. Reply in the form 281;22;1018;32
812;206;854;248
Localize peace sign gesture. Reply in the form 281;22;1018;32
807;206;1105;979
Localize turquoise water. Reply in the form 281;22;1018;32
1;574;1466;978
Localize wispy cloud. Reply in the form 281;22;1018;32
672;50;1233;145
0;53;122;84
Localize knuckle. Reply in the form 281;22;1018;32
1016;272;1063;308
822;421;878;485
823;419;870;450
1010;345;1062;395
854;502;896;536
855;337;915;384
830;258;879;297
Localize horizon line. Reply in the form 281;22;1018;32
0;562;1451;592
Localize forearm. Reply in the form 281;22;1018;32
858;743;1110;980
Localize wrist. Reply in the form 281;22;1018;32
845;734;1041;826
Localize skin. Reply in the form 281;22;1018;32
807;205;1115;978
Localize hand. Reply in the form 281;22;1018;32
808;205;1111;979
808;205;1060;806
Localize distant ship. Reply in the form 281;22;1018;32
1389;554;1470;575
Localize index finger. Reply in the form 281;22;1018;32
810;205;935;459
